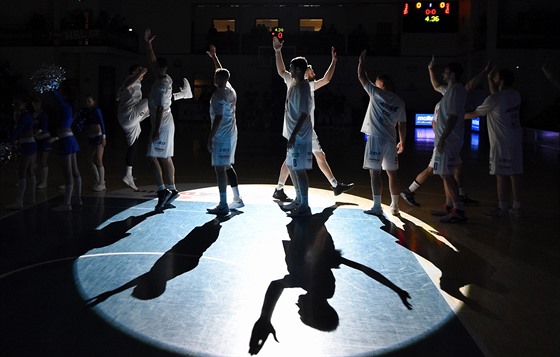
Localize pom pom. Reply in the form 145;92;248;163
30;64;66;93
0;142;14;165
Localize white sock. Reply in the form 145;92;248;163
276;183;284;190
459;187;465;196
232;186;240;200
329;177;338;188
409;181;421;193
390;194;399;207
167;184;176;191
126;166;133;177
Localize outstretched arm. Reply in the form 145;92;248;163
487;66;499;95
206;44;223;69
428;55;442;92
542;58;560;89
273;36;288;77
121;67;147;91
248;279;286;355
144;28;157;73
314;47;337;90
357;49;369;87
464;59;492;92
340;257;412;309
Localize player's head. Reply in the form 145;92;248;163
443;62;463;82
495;68;515;87
375;74;394;92
12;93;30;110
155;57;168;75
214;68;230;88
297;293;339;332
129;64;142;75
289;56;308;80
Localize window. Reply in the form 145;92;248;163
213;19;235;32
299;19;323;32
255;19;278;32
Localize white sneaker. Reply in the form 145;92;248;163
92;183;106;192
52;204;72;212
6;201;23;210
229;198;245;210
390;205;400;216
122;175;138;191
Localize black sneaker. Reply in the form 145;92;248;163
400;189;420;207
430;205;452;216
163;189;179;209
460;194;479;205
273;188;293;202
332;182;354;196
155;189;171;211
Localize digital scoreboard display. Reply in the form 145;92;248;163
402;2;458;33
271;27;284;39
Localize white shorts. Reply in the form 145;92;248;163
286;140;313;171
211;138;237;167
119;99;149;146
430;146;462;175
146;123;174;158
363;136;398;171
489;144;523;175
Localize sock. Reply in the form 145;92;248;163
276;183;284;190
300;195;309;206
499;201;509;211
126;166;133;177
98;166;105;185
373;195;381;209
409;180;421;193
64;183;73;206
157;184;166;191
232;186;240;201
74;176;82;202
220;192;227;205
166;184;176;191
445;198;453;207
459;186;465;196
454;201;465;211
390;194;399;207
91;164;99;186
329;177;338;188
512;201;521;209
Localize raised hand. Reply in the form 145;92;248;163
272;36;283;51
207;44;217;58
428;54;435;70
248;317;279;355
144;28;155;43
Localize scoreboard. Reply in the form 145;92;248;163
402;2;458;33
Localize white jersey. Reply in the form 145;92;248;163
210;82;238;141
280;72;317;136
360;81;406;142
148;74;173;126
434;83;466;149
475;88;522;149
281;72;312;141
118;78;142;115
